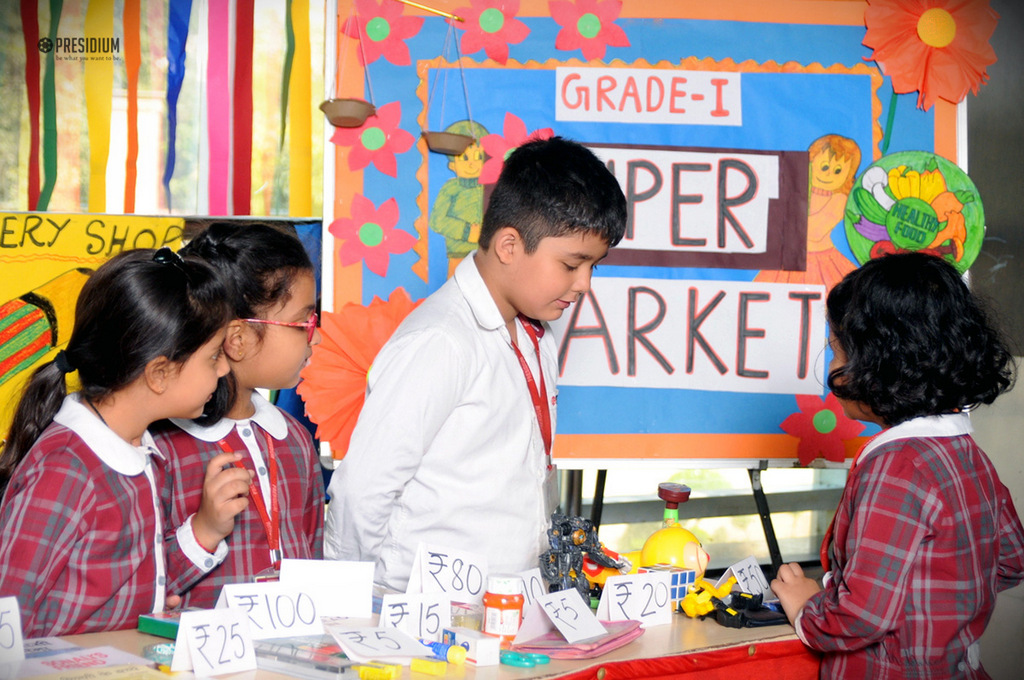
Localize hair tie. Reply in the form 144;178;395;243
153;247;184;265
55;349;75;374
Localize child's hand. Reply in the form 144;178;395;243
770;562;821;625
191;451;253;552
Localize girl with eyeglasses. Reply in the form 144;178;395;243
153;222;325;609
0;248;242;636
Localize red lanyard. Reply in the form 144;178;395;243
510;315;552;469
218;436;280;567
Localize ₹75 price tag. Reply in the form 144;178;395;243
537;588;607;643
598;572;673;628
219;582;321;640
0;596;25;664
171;608;256;675
379;592;452;642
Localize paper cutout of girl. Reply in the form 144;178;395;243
755;134;860;292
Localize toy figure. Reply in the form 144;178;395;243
539;512;629;601
427;120;489;278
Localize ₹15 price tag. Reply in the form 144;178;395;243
379;592;452;642
0;596;25;664
596;572;673;628
171;608;256;675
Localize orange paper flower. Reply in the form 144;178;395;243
297;288;422;459
863;0;999;110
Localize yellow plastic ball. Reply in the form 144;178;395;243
640;525;710;578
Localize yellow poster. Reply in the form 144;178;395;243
0;212;185;440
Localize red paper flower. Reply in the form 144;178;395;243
298;288;423;459
329;194;416;277
456;0;530;65
863;0;999;110
329;101;415;177
479;112;554;185
549;0;630;61
780;393;866;466
342;0;424;66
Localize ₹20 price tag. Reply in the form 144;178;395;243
597;572;673;627
0;596;25;664
171;608;256;675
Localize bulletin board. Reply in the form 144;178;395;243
323;0;963;467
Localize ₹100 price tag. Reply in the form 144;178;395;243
171;608;256;675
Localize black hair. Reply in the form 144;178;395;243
0;248;231;494
826;251;1016;426
479;136;627;252
179;221;314;422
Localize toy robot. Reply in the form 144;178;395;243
539;512;629;601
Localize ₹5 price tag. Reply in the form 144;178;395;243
536;588;607;643
171;608;256;675
0;596;25;664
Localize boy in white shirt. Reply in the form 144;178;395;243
324;136;627;590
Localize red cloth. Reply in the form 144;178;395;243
552;638;819;680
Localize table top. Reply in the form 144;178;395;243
59;615;800;679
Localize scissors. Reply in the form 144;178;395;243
500;650;551;667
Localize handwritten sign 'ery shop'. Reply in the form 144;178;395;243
556;67;742;126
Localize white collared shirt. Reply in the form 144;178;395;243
325;253;558;591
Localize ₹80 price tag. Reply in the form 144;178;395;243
171;608;256;675
411;544;488;605
0;597;25;664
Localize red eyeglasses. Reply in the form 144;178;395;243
243;311;318;344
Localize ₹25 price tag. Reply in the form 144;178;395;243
171;608;256;675
0;596;25;664
597;572;673;628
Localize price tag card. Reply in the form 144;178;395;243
536;588;607;644
717;556;771;596
517;568;547;608
0;597;25;664
407;543;487;605
324;625;431;665
279;559;374;618
596;572;673;628
219;582;321;639
379;592;452;642
171;608;256;675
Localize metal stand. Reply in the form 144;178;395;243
749;464;783;575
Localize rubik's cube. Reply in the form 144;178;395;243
638;564;696;610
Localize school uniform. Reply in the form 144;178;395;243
797;413;1024;679
156;393;325;608
324;252;558;591
0;394;170;637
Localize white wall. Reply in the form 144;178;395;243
972;373;1024;679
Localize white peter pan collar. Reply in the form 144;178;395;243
53;393;162;476
169;391;288;443
859;412;972;465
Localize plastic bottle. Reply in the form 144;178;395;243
482;574;524;645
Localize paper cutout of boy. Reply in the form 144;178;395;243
427;120;489;278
